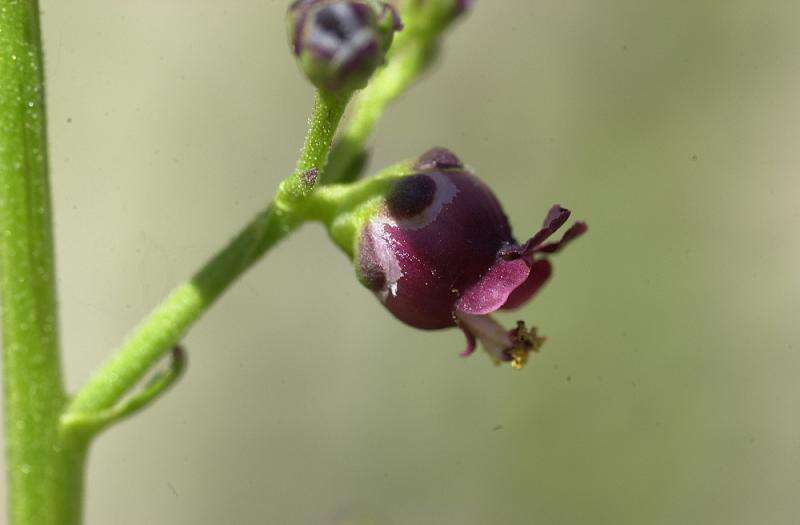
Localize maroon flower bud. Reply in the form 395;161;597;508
355;148;586;368
287;0;401;92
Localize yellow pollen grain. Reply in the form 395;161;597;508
510;347;529;370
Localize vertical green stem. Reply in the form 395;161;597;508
0;1;83;524
276;90;351;207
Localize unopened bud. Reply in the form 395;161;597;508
287;0;401;92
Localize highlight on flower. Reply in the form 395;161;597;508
287;0;402;92
316;148;587;369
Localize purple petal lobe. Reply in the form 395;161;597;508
542;204;570;229
458;324;477;357
415;147;463;171
523;205;571;252
456;257;531;315
536;221;588;254
501;259;552;310
454;312;514;363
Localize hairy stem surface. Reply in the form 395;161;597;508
0;1;83;523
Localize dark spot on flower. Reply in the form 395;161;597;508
387;174;437;219
302;168;318;186
415;147;463;171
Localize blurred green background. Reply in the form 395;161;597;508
2;1;800;523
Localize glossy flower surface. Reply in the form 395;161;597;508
356;148;586;368
287;0;401;92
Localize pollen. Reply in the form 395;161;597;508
508;321;547;370
510;349;528;370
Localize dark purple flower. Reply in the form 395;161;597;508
287;0;400;92
356;148;586;368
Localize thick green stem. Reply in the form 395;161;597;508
66;89;350;419
0;1;83;523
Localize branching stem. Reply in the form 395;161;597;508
1;2;470;523
66;90;350;419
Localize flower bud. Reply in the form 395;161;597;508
287;0;401;92
346;148;586;369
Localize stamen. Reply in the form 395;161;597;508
508;321;546;370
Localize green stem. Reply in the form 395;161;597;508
0;1;84;524
277;90;351;207
66;89;350;420
61;347;186;437
305;163;410;258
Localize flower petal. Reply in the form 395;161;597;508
535;222;588;254
458;323;477;357
501;259;552;310
523;205;572;252
454;312;513;363
455;258;531;315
